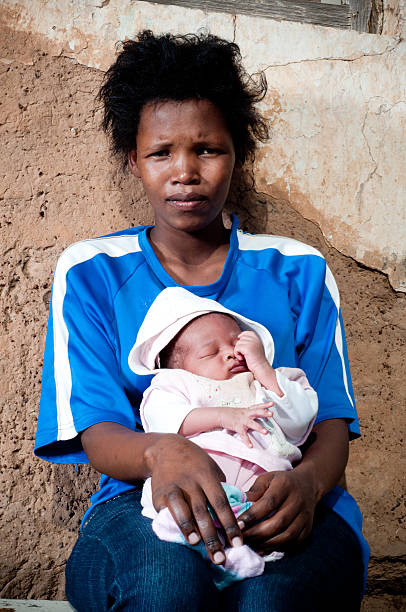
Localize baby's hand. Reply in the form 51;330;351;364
234;331;268;375
219;402;273;448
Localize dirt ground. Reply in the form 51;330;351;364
0;53;404;605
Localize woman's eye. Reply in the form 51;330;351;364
150;149;169;158
199;147;219;156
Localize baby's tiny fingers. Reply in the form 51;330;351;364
248;419;270;435
249;402;273;411
240;430;253;448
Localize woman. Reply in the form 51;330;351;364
35;31;368;610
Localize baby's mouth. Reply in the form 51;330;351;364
229;360;248;374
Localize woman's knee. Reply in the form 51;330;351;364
224;571;360;612
66;493;220;611
114;545;219;611
67;538;219;611
66;532;114;612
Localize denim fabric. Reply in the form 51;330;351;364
66;488;363;612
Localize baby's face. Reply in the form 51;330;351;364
176;313;248;380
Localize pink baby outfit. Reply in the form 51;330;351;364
128;287;318;587
140;367;317;492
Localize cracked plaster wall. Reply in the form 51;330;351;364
0;0;405;607
1;0;405;292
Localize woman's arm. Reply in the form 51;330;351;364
81;422;244;561
238;418;349;551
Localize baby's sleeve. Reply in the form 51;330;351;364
140;371;194;434
261;367;318;446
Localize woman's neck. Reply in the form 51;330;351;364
149;217;231;285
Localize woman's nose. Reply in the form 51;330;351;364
171;154;199;184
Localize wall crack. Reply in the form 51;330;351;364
262;37;401;72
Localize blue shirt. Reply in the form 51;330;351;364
34;216;368;577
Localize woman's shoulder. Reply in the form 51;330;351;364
236;228;324;260
53;225;148;281
57;226;146;263
234;228;336;300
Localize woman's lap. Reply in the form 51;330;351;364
223;503;363;612
66;488;363;612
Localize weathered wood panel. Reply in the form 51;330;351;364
142;0;372;31
348;0;373;31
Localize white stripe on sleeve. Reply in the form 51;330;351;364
52;235;142;441
237;231;354;408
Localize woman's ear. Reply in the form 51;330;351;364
128;150;140;177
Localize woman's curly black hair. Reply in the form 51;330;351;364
98;30;269;166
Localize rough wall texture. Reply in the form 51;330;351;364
0;0;405;608
1;0;406;292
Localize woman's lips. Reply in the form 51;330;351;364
166;193;208;209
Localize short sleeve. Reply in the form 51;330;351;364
294;262;359;437
34;249;139;464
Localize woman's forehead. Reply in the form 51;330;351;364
137;98;231;142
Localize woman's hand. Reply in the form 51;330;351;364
82;423;243;565
219;403;274;448
237;419;350;552
145;433;244;563
237;467;318;553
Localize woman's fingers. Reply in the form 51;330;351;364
190;498;227;564
239;473;285;522
163;484;226;563
149;435;243;562
205;483;244;550
161;479;243;564
245;512;312;552
243;498;299;543
238;470;317;551
163;486;201;545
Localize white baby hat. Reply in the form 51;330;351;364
128;287;275;375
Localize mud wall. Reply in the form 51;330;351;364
0;1;404;608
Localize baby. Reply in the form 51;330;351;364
128;287;318;588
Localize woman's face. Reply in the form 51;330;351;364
128;99;236;234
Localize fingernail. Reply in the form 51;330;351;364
238;520;245;529
232;536;243;548
188;532;199;545
213;551;225;564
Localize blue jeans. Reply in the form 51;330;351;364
66;488;363;611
